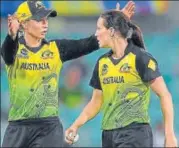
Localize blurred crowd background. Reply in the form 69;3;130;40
1;1;179;147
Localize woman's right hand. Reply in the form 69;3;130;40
8;14;20;40
116;1;135;19
65;125;78;145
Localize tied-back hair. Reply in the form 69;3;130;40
128;22;146;50
100;10;146;50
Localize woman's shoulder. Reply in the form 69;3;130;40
97;50;112;61
132;44;156;61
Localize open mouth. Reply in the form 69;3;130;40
41;30;47;35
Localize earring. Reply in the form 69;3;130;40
110;28;115;37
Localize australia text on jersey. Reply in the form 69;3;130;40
20;62;50;70
103;76;125;84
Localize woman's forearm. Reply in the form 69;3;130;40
160;93;175;137
72;100;102;128
1;34;18;65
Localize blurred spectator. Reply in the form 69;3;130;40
153;121;165;147
153;121;179;147
59;59;88;108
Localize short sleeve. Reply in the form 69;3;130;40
136;52;161;82
89;61;102;90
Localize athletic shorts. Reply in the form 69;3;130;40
2;117;64;147
102;122;153;147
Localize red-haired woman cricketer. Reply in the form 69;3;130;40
65;10;178;148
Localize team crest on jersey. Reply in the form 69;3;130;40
41;50;54;59
120;63;131;73
21;13;27;18
17;48;29;59
101;64;108;76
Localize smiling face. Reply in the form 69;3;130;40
95;17;112;48
23;17;48;39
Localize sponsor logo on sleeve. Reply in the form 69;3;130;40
17;48;29;59
148;59;156;71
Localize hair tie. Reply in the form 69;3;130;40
127;28;133;39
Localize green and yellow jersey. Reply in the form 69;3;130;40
1;35;99;121
90;41;161;130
